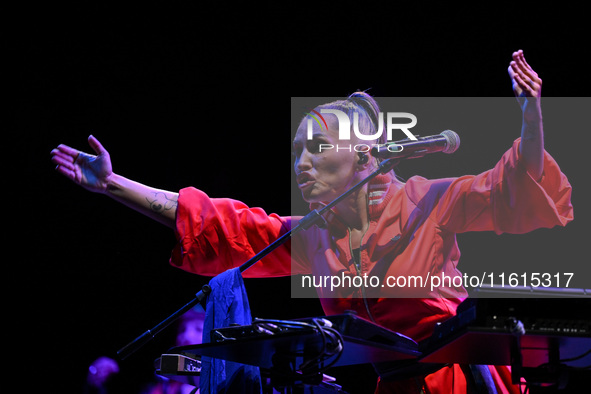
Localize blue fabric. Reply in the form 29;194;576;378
199;268;262;394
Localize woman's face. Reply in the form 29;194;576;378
293;113;362;203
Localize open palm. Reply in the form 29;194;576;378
51;135;113;194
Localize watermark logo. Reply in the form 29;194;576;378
306;109;418;153
304;110;328;133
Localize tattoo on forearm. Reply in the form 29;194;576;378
146;192;178;213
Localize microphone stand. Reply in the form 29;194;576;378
116;158;401;360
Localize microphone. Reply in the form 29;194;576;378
371;130;460;160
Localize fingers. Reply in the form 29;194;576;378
50;147;78;181
513;50;533;72
515;76;538;97
511;51;539;81
50;135;103;179
53;159;77;181
52;143;79;159
51;147;80;183
88;134;107;155
509;50;542;97
51;135;105;167
51;144;81;168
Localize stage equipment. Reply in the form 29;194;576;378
420;297;591;388
156;312;419;392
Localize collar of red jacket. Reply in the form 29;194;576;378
308;172;397;230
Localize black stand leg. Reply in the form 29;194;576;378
117;284;211;360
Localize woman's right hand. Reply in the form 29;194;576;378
51;135;113;194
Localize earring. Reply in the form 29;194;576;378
358;153;369;165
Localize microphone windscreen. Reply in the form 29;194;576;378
441;130;460;154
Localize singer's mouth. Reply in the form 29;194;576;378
297;172;315;188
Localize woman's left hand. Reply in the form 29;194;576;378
508;50;543;122
509;50;544;180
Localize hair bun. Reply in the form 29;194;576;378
347;91;380;128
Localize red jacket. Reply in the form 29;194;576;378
170;139;573;392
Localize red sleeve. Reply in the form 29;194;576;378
169;187;298;278
409;138;574;234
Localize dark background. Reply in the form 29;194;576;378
14;2;589;393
